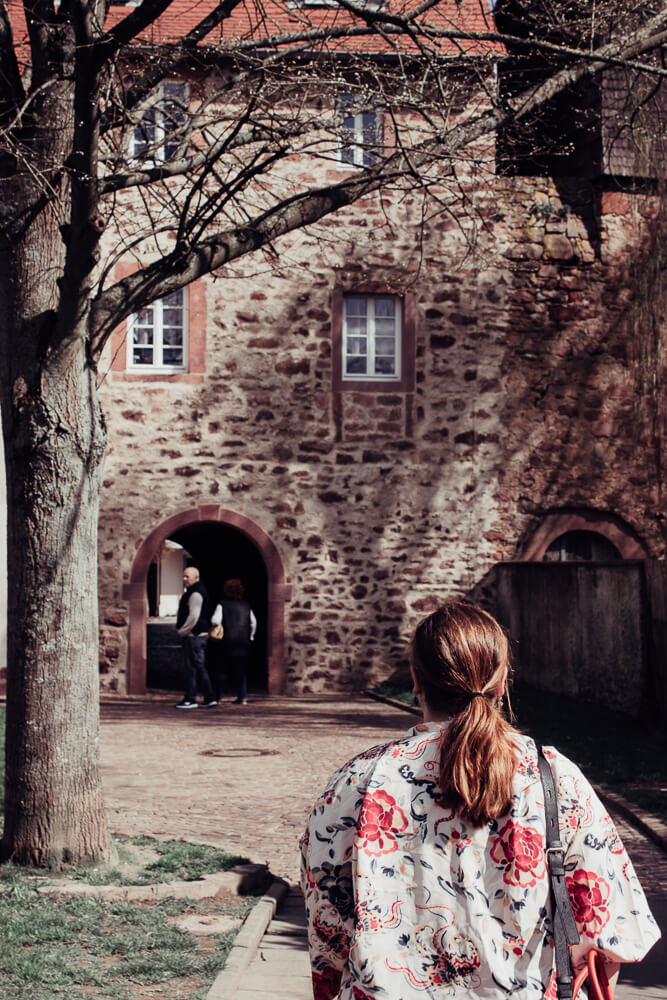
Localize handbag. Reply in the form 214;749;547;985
208;623;224;640
537;745;613;1000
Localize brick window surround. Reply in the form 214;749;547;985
109;265;206;383
332;285;416;393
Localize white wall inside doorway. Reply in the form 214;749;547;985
157;541;188;617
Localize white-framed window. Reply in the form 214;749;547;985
343;294;401;380
132;82;188;163
127;290;188;371
339;97;381;167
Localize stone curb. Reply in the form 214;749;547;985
206;877;291;1000
363;688;421;716
595;786;667;856
35;863;269;903
364;689;667;857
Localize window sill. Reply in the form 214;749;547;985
110;372;204;384
335;378;408;393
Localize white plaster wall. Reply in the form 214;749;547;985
159;547;186;617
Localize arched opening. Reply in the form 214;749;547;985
519;509;648;562
123;506;291;695
543;530;621;562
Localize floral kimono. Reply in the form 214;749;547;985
300;722;659;1000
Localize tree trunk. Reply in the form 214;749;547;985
0;73;112;864
0;343;112;868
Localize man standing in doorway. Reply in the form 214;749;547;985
175;566;217;709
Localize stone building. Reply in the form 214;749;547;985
96;146;666;704
3;0;665;710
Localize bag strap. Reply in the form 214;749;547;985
536;743;580;1000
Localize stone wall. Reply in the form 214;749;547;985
97;172;667;694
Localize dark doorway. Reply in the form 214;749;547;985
146;521;269;694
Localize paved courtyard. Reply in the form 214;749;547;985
100;694;411;882
100;694;667;998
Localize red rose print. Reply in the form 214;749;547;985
352;988;376;1000
490;821;547;887
355;790;408;856
312;965;342;1000
567;869;611;937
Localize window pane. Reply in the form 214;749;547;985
163;289;183;306
133;327;153;345
374;317;395;335
161;85;187;160
162;309;183;328
345;297;367;316
162;328;183;347
134;305;154;325
374;297;395;318
134;110;156;155
375;356;396;375
132;347;153;365
375;337;395;356
346;317;367;336
346;336;367;355
162;348;183;366
346;356;367;374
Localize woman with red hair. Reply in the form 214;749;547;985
301;601;659;1000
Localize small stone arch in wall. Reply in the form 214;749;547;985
519;509;649;562
123;505;291;695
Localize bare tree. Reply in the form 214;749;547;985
0;0;665;866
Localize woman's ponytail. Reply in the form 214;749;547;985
412;601;517;827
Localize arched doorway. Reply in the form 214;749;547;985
123;506;291;695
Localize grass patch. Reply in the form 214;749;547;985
66;837;251;887
373;679;667;823
373;681;419;707
0;884;259;1000
134;837;250;882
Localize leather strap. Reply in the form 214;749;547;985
536;743;580;1000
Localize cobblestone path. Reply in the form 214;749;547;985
100;695;410;882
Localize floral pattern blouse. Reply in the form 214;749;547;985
300;722;659;1000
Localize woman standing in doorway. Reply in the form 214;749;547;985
300;601;659;1000
210;579;256;704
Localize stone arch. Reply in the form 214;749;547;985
123;505;291;695
519;508;649;562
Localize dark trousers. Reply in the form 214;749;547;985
229;651;248;701
206;640;226;701
183;634;214;702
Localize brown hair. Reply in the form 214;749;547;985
411;600;517;827
223;578;244;600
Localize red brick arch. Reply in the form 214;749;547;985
123;505;291;695
520;509;649;561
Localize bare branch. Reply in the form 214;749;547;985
90;3;667;353
99;115;320;193
100;0;247;125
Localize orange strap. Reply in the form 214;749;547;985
572;950;613;1000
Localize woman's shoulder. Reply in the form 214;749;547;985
511;732;590;786
320;724;441;792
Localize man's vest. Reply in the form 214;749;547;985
176;581;209;635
